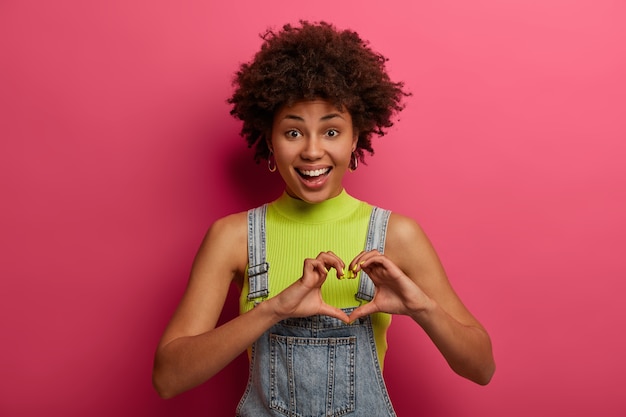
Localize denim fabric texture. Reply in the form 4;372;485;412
236;310;397;416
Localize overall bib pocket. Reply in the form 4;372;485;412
269;334;356;417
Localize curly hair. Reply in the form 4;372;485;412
228;21;410;163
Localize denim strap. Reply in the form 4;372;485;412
355;207;391;302
247;204;269;301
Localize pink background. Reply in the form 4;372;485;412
1;0;625;416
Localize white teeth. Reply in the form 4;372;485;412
299;168;330;177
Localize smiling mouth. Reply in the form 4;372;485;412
297;168;331;179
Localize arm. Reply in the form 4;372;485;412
152;212;264;398
348;214;495;385
152;213;349;398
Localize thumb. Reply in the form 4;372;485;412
318;303;350;323
347;302;378;323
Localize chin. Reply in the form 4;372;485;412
302;189;342;204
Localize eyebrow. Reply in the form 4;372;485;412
282;113;345;122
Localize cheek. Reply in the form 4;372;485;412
336;142;354;163
273;146;296;166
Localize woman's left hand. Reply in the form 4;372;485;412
346;250;433;322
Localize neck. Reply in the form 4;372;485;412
272;189;359;223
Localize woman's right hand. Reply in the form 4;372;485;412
268;251;350;323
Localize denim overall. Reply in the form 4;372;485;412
236;205;397;417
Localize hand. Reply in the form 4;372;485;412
347;250;434;322
269;251;350;323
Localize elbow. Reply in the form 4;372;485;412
152;345;185;399
152;363;180;400
156;390;177;400
470;359;496;386
452;355;496;386
153;375;178;399
468;334;496;386
475;367;495;386
152;371;172;399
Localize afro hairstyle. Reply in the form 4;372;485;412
228;20;410;163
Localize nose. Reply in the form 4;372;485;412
300;137;324;160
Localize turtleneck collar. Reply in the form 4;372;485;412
271;189;360;224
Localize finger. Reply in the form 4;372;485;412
347;251;366;276
361;255;406;282
318;303;351;323
316;251;346;278
350;250;383;273
347;302;379;323
300;259;329;287
351;251;387;277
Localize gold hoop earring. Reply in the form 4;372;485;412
349;152;358;172
267;150;277;173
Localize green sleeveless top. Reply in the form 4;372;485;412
239;190;392;367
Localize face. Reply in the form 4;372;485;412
269;99;358;204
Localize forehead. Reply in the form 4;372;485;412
274;99;352;123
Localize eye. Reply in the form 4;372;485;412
285;129;302;138
326;129;339;138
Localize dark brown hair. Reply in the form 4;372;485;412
228;21;410;163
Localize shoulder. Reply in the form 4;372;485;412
206;211;248;240
384;212;442;272
194;211;249;279
197;210;249;253
386;212;427;246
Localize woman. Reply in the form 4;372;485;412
153;21;495;416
